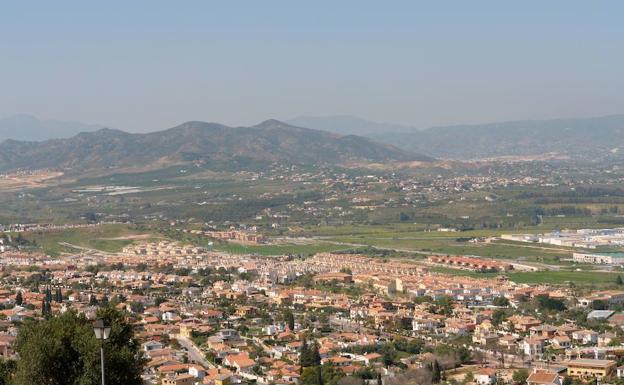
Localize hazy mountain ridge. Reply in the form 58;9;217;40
292;114;624;160
287;115;417;136
404;115;624;160
0;114;104;141
0;119;430;172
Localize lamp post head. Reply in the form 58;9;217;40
93;318;111;340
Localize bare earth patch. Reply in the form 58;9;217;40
0;170;64;191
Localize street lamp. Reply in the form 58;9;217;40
93;319;111;385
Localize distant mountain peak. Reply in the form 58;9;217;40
81;127;128;137
253;119;294;129
256;118;284;125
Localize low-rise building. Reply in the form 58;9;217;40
565;359;616;379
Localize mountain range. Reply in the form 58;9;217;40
2;113;624;172
290;114;624;160
0;120;428;172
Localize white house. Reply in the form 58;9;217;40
412;318;438;332
474;368;497;385
572;330;598;345
523;338;545;357
142;340;164;352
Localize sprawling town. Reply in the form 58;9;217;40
2;2;624;385
2;228;624;385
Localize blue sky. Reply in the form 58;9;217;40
1;1;623;131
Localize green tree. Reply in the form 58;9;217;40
382;348;397;366
492;297;510;307
285;309;295;331
591;300;608;310
301;367;317;385
45;287;52;303
85;211;98;223
130;301;145;314
491;309;508;326
433;296;454;316
431;360;442;384
310;343;322;366
512;369;529;384
0;359;16;385
456;346;472;364
617;275;623;286
14;234;29;247
15;291;22;306
41;299;51;317
300;338;311;367
55;288;63;303
535;295;566;312
301;364;344;385
12;307;144;385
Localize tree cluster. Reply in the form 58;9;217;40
300;338;322;368
0;306;145;385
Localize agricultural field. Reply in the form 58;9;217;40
429;265;623;288
305;226;573;264
506;270;623;286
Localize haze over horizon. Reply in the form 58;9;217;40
2;1;624;132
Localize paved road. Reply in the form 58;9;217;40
173;335;215;369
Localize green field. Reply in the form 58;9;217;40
16;224;150;256
507;270;622;286
320;233;573;264
429;266;621;288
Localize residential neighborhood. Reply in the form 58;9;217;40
1;238;624;385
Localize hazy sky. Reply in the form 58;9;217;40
1;1;623;131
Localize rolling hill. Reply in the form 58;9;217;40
0;119;430;172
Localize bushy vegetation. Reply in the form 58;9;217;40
0;306;144;385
